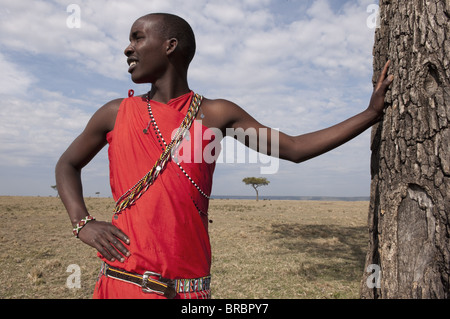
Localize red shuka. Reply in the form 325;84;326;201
93;91;217;299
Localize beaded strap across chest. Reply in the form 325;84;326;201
113;93;203;216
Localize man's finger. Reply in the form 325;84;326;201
110;226;130;245
384;74;394;87
109;226;130;257
376;61;394;93
94;242;115;262
102;239;126;262
107;232;130;258
376;60;391;89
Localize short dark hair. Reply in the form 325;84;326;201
141;13;196;67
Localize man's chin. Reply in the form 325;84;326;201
130;72;149;84
131;76;145;84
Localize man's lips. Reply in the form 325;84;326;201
127;58;138;73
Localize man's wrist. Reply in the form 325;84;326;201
364;106;384;125
73;215;96;238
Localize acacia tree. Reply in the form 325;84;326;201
360;0;449;298
51;185;59;197
242;177;269;201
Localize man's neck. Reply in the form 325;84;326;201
148;76;190;104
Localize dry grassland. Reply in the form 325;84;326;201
0;196;370;299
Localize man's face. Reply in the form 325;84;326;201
124;17;168;84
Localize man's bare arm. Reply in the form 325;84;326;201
283;61;394;162
206;61;393;163
55;98;130;262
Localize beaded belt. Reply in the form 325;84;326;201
100;263;211;299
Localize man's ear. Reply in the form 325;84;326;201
166;38;178;55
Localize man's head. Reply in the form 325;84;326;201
124;13;196;84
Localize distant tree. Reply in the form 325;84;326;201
242;177;269;201
95;192;100;197
51;185;59;197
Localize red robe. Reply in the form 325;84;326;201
93;91;217;299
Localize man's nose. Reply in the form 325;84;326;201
124;43;134;57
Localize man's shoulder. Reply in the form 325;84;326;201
97;97;127;118
88;98;125;133
201;97;239;110
103;97;125;110
202;97;249;115
199;97;247;131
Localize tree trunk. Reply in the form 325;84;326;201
361;0;450;298
253;186;259;201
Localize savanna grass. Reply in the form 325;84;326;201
0;196;369;299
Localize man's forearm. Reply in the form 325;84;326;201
55;159;90;226
291;107;380;163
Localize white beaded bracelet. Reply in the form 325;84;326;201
73;215;95;238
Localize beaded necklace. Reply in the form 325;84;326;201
113;92;203;216
147;98;211;200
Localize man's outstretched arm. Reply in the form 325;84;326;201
213;61;393;163
284;60;394;163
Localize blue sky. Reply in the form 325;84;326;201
0;0;380;198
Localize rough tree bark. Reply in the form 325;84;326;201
360;0;450;298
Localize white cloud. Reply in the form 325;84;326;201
0;0;129;79
188;0;376;131
0;0;379;196
0;89;91;167
0;52;36;95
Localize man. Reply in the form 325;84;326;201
55;13;393;299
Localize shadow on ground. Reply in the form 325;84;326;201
269;223;367;282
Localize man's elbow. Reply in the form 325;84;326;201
55;153;80;178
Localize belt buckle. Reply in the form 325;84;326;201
142;271;164;295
